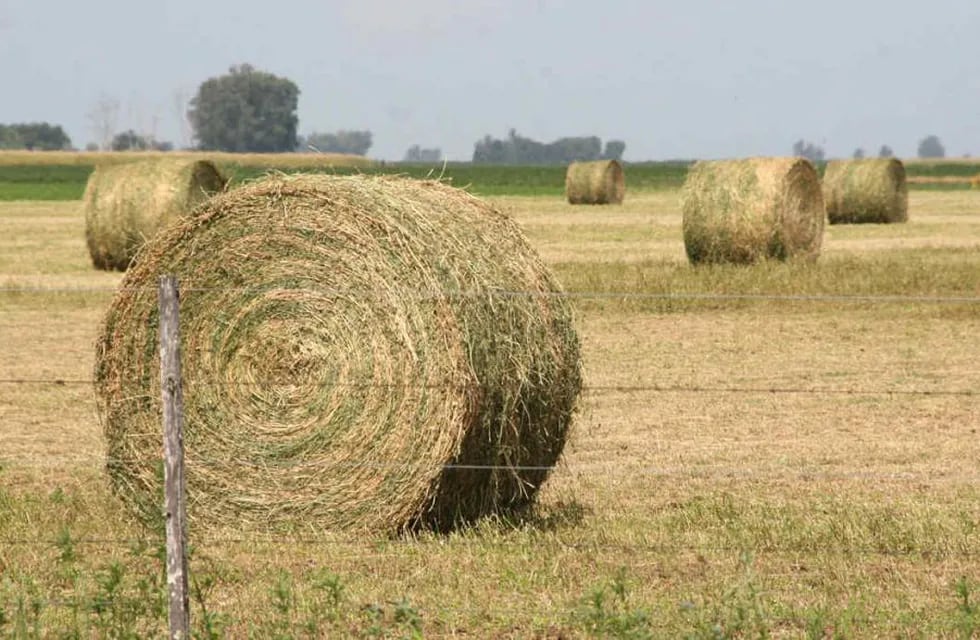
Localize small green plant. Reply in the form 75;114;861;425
301;569;346;636
10;577;44;640
392;597;423;639
54;526;84;638
953;576;979;639
269;570;296;639
573;567;653;639
679;552;771;639
191;563;229;640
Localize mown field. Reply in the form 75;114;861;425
1;165;979;637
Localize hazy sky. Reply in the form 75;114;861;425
2;0;978;161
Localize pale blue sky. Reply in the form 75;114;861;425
1;0;978;160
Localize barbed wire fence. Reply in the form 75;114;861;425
2;279;979;634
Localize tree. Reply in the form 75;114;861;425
304;130;373;155
188;64;300;152
111;129;174;152
792;139;825;164
878;145;894;158
472;130;622;164
852;148;865;159
602;140;626;161
0;123;72;150
403;145;442;162
917;135;945;159
0;125;22;149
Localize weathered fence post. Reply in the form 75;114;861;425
159;274;190;639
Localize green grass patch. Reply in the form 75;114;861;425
554;249;980;314
0;160;974;201
0;161;693;201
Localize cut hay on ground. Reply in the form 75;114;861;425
823;158;908;224
681;157;825;264
565;160;625;204
83;158;227;271
95;174;582;534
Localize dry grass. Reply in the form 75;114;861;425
2;188;980;636
0;149;374;168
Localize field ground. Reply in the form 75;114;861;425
1;186;979;637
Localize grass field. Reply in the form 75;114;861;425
1;182;979;636
2;152;977;202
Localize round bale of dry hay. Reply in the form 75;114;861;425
95;174;582;533
565;159;625;204
823;158;908;224
83;158;227;271
681;157;825;264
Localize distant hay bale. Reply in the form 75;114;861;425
681;157;825;264
83;159;227;271
565;160;625;204
971;173;980;190
95;174;582;533
823;158;908;224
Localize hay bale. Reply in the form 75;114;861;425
681;157;825;264
565;160;625;204
823;158;908;224
83;158;227;271
95;174;582;533
971;173;980;190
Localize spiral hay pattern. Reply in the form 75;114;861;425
95;174;582;533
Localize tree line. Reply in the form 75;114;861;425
472;129;625;165
792;135;948;163
0;63;959;161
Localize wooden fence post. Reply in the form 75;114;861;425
159;274;190;639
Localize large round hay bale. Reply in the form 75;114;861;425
95;174;582;533
565;160;625;204
823;158;908;224
681;157;825;264
83;158;227;271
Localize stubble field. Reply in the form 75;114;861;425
1;186;979;637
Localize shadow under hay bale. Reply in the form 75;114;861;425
95;174;582;534
565;160;625;204
823;158;908;224
83;158;227;271
681;157;825;265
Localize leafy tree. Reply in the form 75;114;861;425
403;145;442;162
852;148;865;159
878;144;894;158
304;130;372;155
111;130;150;151
917;135;945;159
473;129;620;164
602;140;626;161
111;130;173;151
0;122;72;150
188;64;299;152
0;125;22;149
792;139;825;164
